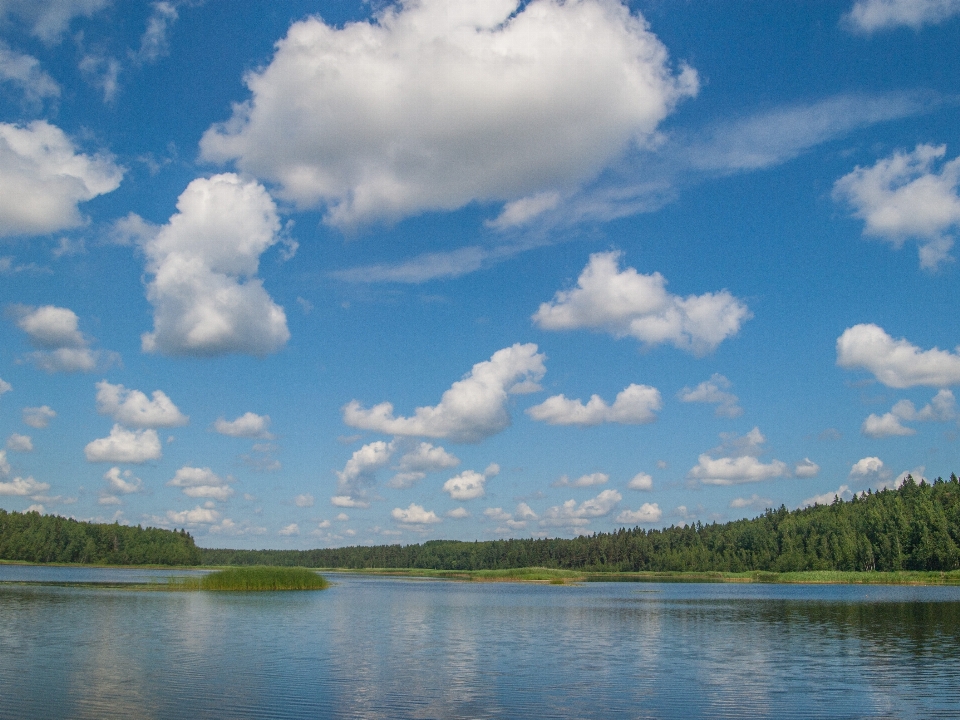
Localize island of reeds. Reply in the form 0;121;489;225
170;566;329;591
4;474;960;580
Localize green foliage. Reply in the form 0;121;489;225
202;474;960;574
172;566;329;591
0;509;201;565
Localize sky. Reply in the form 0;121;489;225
1;0;959;549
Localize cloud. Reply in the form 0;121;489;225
834;144;960;269
0;0;112;43
687;427;790;485
850;456;885;477
794;459;821;478
167;466;234;501
140;173;290;357
0;475;50;496
387;441;460;488
344;343;546;443
539;489;622;528
0;121;122;237
333;440;394;506
553;472;608;488
730;494;774;510
863;390;957;437
446;507;470;519
6;434;32;452
615;502;661;525
95;380;188;428
0;378;10;396
166;505;220;525
484;502;538;531
103;467;142;494
12;304;114;373
0;450;8;475
527;383;661;426
678;373;743;418
627;472;653;490
837;324;960;388
212;412;272;438
844;0;960;32
802;485;854;508
137;1;178;63
22;405;55;428
294;493;314;508
442;463;500;501
532;252;750;355
392;503;441;526
201;0;696;228
84;425;162;463
0;41;59;103
278;523;299;536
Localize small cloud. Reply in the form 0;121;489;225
730;494;773;510
678;373;743;418
553;472;608;488
615;502;662;525
278;523;300;536
167;466;234;502
627;472;653;491
294;493;314;508
392;503;441;526
22;405;55;428
84;425;162;463
213;412;273;438
6;434;32;452
442;463;500;501
794;459;820;478
446;507;470;519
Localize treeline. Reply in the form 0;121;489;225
203;474;960;573
0;509;201;565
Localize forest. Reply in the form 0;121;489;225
202;474;960;573
0;509;202;565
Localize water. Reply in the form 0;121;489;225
1;567;959;719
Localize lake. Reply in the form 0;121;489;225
1;566;959;719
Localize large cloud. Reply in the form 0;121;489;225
833;145;960;269
837;324;960;388
200;0;696;227
844;0;960;32
96;380;188;428
344;343;546;442
141;173;290;357
532;252;750;355
687;427;790;486
332;440;394;507
0;121;122;237
84;424;162;463
0;475;50;496
527;383;661;426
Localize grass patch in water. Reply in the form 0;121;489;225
172;566;329;591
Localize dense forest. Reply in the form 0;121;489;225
203;475;960;573
0;509;202;565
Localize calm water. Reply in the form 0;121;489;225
1;567;959;719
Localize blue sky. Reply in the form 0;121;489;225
1;0;959;548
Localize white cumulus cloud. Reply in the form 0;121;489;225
0;474;50;496
166;505;220;525
84;425;162;463
12;305;114;373
0;121;122;237
22;405;55;428
627;472;653;490
103;467;142;494
140;173;290;357
392;503;441;526
0;0;112;43
863;390;957;437
850;456;887;479
294;493;314;508
213;412;272;438
344;343;546;443
794;459;821;478
95;380;188;428
333;440;394;507
442;463;500;501
553;472;608;488
540;489;622;528
527;383;661;426
387;441;460;488
845;0;960;32
837;324;960;388
200;0;696;228
484;502;538;531
802;485;854;508
532;252;750;355
833;144;960;269
678;373;743;418
687;428;790;485
0;378;10;396
615;502;661;525
278;523;299;536
167;466;234;501
0;42;60;103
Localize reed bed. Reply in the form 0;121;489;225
171;566;329;591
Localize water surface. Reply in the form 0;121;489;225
1;567;959;719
